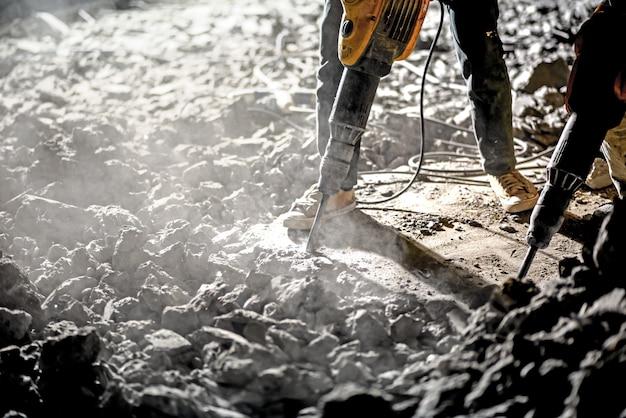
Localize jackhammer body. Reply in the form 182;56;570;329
306;0;430;252
518;113;609;278
317;69;381;198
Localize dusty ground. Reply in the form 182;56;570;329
277;171;616;304
365;178;615;286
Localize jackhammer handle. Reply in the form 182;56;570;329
306;193;330;253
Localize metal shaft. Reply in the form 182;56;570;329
305;193;330;253
517;245;538;279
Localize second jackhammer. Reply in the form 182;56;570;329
306;0;431;252
517;109;622;279
517;0;626;279
517;112;608;279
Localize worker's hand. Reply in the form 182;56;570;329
615;68;626;102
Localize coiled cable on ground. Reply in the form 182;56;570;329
357;2;446;205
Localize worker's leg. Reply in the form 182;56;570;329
601;114;626;198
446;0;537;212
283;0;356;229
316;0;343;156
446;0;515;176
317;0;360;190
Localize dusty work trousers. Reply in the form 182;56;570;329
316;0;517;191
602;118;626;198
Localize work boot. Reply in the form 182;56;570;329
487;170;539;213
585;157;612;190
282;184;356;230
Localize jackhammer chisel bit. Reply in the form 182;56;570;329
516;246;537;279
306;194;330;253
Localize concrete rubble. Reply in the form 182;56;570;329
1;199;624;417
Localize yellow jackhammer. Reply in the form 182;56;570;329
306;0;431;252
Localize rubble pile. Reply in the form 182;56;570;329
394;198;626;417
1;0;624;417
2;197;626;417
0;252;465;417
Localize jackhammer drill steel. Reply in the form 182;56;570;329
306;193;329;253
517;245;538;280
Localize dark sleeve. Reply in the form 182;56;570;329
565;3;626;126
608;0;626;12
